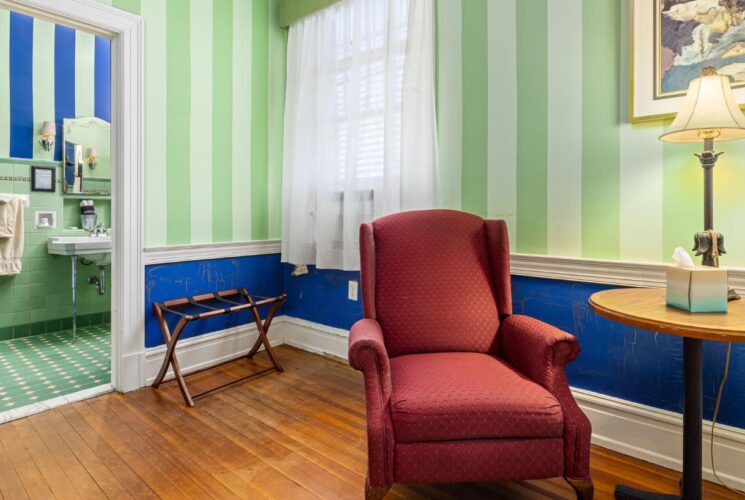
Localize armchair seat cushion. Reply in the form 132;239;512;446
390;352;564;443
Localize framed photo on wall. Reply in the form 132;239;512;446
631;0;745;122
31;166;56;192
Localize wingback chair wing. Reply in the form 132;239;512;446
348;210;593;500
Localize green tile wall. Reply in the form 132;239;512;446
0;157;111;340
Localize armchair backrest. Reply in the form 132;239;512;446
360;209;512;357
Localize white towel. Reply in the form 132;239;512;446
0;197;23;275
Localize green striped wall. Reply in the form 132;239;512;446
436;0;745;266
100;0;286;247
100;0;745;267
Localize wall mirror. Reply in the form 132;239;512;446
62;117;111;196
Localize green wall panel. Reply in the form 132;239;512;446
165;0;191;245
212;0;234;243
581;0;621;259
515;0;548;254
460;0;488;218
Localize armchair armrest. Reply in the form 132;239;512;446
348;319;394;488
500;314;579;390
500;315;591;480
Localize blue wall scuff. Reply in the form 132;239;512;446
144;255;283;348
281;266;745;430
282;264;363;330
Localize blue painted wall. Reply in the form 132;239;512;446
5;12;111;161
282;264;362;329
144;255;283;348
282;267;745;430
512;276;745;430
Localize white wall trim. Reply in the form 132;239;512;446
0;384;114;424
143;240;282;265
282;316;349;359
143;319;284;385
574;387;745;491
511;253;745;291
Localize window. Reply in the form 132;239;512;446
282;0;437;270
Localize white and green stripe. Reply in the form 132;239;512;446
436;0;462;211
189;0;213;244
142;0;168;248
232;0;252;242
74;30;95;118
486;0;517;251
547;0;582;257
0;10;9;159
32;18;55;161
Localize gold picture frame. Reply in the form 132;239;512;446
630;0;745;123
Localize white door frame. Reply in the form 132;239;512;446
0;0;145;392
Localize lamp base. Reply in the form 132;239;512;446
692;231;724;267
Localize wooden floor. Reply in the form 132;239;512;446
0;346;739;499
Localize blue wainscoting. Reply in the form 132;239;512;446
144;255;283;348
280;266;745;430
512;276;745;430
282;264;363;330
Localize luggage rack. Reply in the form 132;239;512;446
151;288;287;407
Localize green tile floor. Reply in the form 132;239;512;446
0;323;110;411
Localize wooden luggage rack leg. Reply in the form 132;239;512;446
151;289;287;407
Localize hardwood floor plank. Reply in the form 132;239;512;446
28;413;106;499
0;421;55;499
202;393;361;498
128;388;318;500
0;346;739;500
12;416;81;500
39;410;134;499
103;395;240;500
0;423;30;500
56;405;158;499
78;397;214;498
119;391;268;499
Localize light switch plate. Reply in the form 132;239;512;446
348;280;359;301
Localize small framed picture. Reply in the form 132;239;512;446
35;210;57;229
31;166;56;192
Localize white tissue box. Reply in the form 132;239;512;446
666;266;728;313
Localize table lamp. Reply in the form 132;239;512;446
660;66;745;270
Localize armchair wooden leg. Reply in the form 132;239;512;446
365;477;391;500
566;476;594;500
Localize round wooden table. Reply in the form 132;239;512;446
589;288;745;500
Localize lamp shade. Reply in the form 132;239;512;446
41;121;56;136
88;148;98;158
659;67;745;143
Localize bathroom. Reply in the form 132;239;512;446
0;8;112;415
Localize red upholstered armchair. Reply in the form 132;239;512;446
348;210;593;499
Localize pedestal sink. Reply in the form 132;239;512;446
48;235;111;342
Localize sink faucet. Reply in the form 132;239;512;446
90;223;107;237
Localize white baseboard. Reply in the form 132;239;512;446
143;321;284;385
281;316;349;359
573;387;745;490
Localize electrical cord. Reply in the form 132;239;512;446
709;342;745;496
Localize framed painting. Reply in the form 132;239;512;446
631;0;745;122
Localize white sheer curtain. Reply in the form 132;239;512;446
281;0;438;271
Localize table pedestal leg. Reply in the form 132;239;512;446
614;337;703;500
682;338;703;500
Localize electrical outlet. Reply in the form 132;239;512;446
348;280;359;301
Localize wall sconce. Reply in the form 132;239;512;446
39;121;56;152
87;148;98;169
